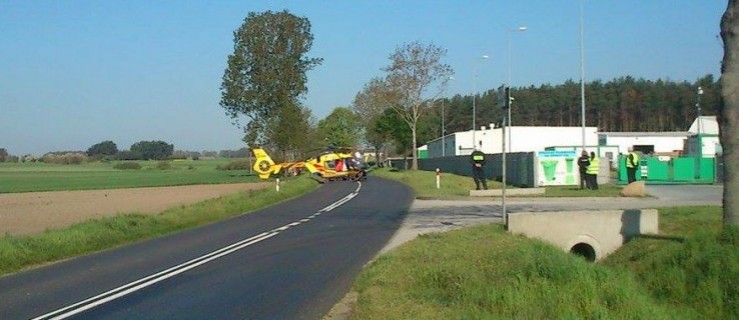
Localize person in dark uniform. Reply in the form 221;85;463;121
470;148;488;190
577;150;590;190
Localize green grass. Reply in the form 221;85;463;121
542;184;624;197
0;176;319;276
0;159;259;193
371;167;624;198
371;167;504;198
603;206;738;319
350;206;738;319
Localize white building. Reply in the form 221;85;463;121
426;124;599;158
599;116;720;157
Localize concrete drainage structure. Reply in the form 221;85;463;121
507;209;659;261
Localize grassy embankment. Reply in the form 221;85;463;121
0;160;319;276
371;167;623;198
0;159;259;193
353;169;736;319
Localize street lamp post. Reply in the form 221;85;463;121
695;86;704;179
580;0;587;150
697;86;704;136
441;98;446;157
507;26;526;153
697;86;704;156
472;55;489;150
441;76;454;157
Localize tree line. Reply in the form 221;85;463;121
0;141;253;164
425;75;718;141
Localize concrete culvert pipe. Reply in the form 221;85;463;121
570;243;597;262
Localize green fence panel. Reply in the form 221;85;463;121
673;158;696;181
646;158;669;181
699;158;715;181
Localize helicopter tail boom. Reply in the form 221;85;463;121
252;148;280;180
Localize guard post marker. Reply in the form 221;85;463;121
276;178;280;192
435;168;441;189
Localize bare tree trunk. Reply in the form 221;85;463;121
411;126;418;170
721;0;739;227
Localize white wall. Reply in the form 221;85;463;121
427;126;598;157
605;135;687;155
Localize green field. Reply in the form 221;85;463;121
0;175;318;276
0;159;259;193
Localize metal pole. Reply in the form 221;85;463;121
697;86;703;137
472;71;476;149
441;99;446;157
506;26;526;153
502;112;507;228
472;56;488;151
579;0;586;150
507;32;512;154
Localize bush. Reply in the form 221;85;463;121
116;150;142;161
113;162;142;170
156;161;172;170
41;153;87;165
216;160;251;170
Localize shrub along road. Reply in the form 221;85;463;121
0;177;413;320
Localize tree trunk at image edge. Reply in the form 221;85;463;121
721;0;739;227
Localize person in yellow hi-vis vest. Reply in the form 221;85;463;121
470;148;488;190
586;151;600;190
626;147;640;183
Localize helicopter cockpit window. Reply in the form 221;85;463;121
326;160;336;169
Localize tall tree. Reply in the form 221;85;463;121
352;78;394;164
721;0;739;227
130;141;174;161
0;148;7;162
316;107;362;147
86;141;118;157
377;108;412;159
382;42;453;170
220;10;322;150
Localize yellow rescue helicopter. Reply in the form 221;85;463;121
251;147;367;183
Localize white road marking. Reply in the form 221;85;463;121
33;182;362;320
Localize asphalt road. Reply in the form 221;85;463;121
0;177;413;320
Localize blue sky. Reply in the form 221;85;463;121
0;0;726;156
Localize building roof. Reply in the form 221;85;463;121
688;116;718;134
599;132;691;137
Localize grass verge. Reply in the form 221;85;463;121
0;176;318;277
370;167;502;198
350;206;738;319
371;167;623;198
542;184;624;197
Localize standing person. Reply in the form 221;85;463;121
470;148;488;190
587;151;600;190
626;147;640;183
577;150;590;190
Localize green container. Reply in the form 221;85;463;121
541;160;559;181
619;156;628;182
565;158;574;173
